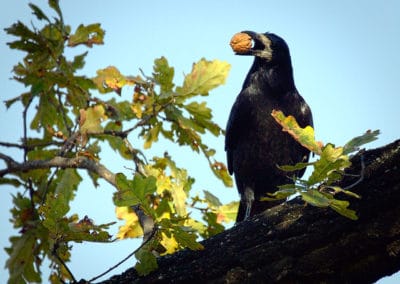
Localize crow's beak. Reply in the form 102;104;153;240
237;31;273;60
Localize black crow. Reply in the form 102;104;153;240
226;31;313;222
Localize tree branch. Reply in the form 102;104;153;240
100;139;400;284
0;154;116;187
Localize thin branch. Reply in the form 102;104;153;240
0;154;116;187
0;141;26;149
0;140;64;150
344;155;365;190
88;226;157;283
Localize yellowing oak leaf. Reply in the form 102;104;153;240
79;105;107;134
179;59;230;96
92;66;135;93
160;232;179;254
271;109;323;155
68;23;104;47
115;206;143;239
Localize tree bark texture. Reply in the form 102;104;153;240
100;139;400;284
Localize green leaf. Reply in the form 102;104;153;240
30;93;59;131
113;174;157;207
173;226;204;250
143;123;161;149
271;110;322;155
0;177;22;188
71;51;88;70
300;190;331;207
48;0;63;19
308;144;351;185
204;190;222;208
6;233;42;284
278;162;312;172
29;3;50;22
261;187;297;201
203;212;225;237
135;246;158;276
79;104;107;134
67;217;113;242
178;59;230;97
329;199;358;220
68;23;105;47
153;56;175;93
322;186;361;199
115;173;133;191
55;169;82;201
343;129;380;155
184;101;212;119
39;169;81;231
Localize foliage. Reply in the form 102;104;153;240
1;1;234;282
267;110;380;220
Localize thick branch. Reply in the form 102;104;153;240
0;154;116;186
100;139;400;284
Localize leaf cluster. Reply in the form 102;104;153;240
267;110;380;220
2;1;234;282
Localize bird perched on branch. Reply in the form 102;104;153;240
226;31;313;222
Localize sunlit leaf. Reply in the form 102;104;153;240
215;201;239;223
79;104;107;134
92;66;131;93
115;207;143;239
211;161;233;187
160;231;179;254
153;56;175;93
308;144;351;185
343;129;380;155
113;173;157;207
261;187;297;201
271;109;322;155
329;199;358;220
178;59;230;97
68;23;104;47
321;186;361;199
143;123;161;149
300;190;331;208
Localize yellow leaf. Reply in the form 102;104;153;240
92;66;134;93
130;103;143;119
160;232;179;254
80;105;107;134
216;201;239;223
271;109;322;155
180;59;231;96
170;183;187;217
115;207;143;239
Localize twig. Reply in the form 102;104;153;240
88;226;158;283
22;96;33;163
53;244;77;283
344;155;365;190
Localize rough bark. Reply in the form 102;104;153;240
100;139;400;284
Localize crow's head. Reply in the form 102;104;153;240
234;31;291;64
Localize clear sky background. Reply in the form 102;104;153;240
1;0;399;282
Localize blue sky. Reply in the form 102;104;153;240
1;0;399;282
